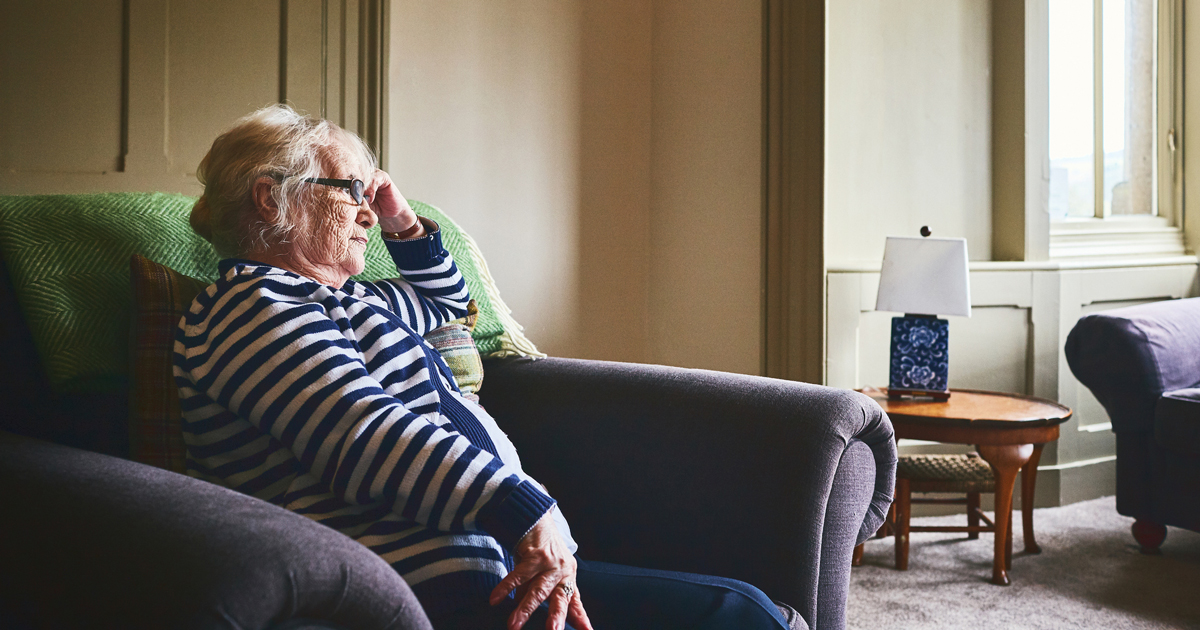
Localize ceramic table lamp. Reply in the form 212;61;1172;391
875;234;971;400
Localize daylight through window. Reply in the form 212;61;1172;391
1049;0;1158;220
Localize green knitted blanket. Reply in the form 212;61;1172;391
0;193;540;394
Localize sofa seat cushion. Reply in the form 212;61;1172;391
1156;388;1200;457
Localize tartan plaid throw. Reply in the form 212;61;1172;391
129;254;208;473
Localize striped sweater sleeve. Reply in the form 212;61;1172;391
364;221;471;335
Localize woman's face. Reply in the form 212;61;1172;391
294;141;376;283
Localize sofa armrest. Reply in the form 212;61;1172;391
0;431;431;630
478;357;896;613
1065;297;1200;433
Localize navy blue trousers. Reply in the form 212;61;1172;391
429;559;790;630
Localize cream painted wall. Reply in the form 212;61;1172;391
648;1;763;374
825;0;992;265
387;1;584;357
387;0;762;373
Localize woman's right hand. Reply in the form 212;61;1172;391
489;513;594;630
364;169;420;234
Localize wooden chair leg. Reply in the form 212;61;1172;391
967;491;981;540
895;478;911;571
878;501;895;538
852;543;865;566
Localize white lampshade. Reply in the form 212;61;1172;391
875;236;972;317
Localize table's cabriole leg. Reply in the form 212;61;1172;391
1021;443;1045;554
1005;510;1013;570
976;443;1034;586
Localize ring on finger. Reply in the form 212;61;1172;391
557;581;574;597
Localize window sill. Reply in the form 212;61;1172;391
1050;216;1186;259
829;255;1198;274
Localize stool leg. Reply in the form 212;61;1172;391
967;492;981;540
852;543;864;567
895;478;911;571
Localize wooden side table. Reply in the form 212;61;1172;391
863;388;1072;585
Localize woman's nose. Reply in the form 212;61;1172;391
358;206;377;228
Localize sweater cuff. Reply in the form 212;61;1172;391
478;479;557;550
382;218;447;269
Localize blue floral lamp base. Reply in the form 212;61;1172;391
888;315;950;400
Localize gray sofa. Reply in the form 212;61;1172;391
0;201;896;629
1065;297;1200;552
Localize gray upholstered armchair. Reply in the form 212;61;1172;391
0;193;896;630
1065;297;1200;552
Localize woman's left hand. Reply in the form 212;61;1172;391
490;513;594;630
364;169;420;233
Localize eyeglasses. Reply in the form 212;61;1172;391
302;177;366;205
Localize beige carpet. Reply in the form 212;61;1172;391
847;496;1200;630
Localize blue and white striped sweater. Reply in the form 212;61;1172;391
173;228;565;614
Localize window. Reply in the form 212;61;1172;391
1048;0;1183;257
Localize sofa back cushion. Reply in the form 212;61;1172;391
0;193;219;395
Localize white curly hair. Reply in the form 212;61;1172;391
190;104;377;258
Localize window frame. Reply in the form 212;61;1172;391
1047;0;1185;260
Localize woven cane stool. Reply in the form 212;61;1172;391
853;453;1003;570
892;453;1000;570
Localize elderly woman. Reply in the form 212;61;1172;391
175;105;796;630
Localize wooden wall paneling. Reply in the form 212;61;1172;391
355;0;387;167
827;269;1035;395
991;0;1050;262
341;0;361;132
1186;0;1200;255
0;0;126;176
166;0;281;181
0;0;131;194
763;0;825;384
283;0;328;117
125;0;168;183
825;273;861;389
282;0;364;131
0;0;383;196
324;0;344;124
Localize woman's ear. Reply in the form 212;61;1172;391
252;177;279;222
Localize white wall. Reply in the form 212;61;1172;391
388;1;584;357
387;0;763;372
825;0;992;265
648;1;762;373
